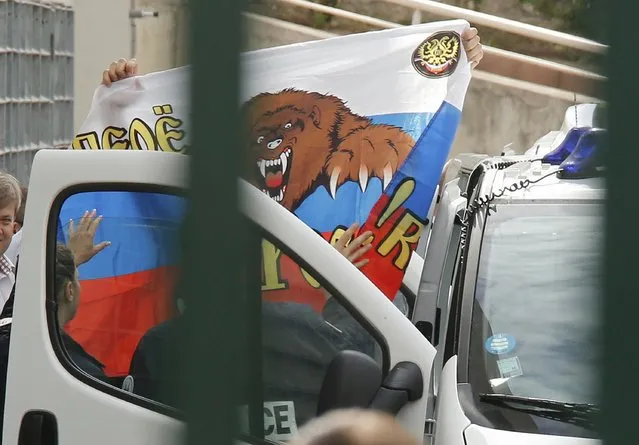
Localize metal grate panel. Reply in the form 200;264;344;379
0;0;74;185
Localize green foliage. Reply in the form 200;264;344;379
519;0;606;43
310;0;338;28
312;11;330;27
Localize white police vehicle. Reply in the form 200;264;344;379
409;102;604;444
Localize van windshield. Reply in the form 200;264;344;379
468;202;602;438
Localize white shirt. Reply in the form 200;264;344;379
5;229;21;266
0;254;16;315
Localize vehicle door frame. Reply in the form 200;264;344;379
239;179;437;440
5;150;188;445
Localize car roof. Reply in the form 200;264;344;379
480;102;605;203
487;159;605;202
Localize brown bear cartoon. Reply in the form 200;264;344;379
242;88;415;212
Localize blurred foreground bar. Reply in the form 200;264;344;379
182;0;244;445
603;1;637;444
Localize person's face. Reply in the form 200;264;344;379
0;203;16;256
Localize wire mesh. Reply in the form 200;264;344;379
0;0;74;186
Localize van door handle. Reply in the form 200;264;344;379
18;410;58;445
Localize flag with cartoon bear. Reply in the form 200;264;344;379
241;20;472;303
67;20;472;375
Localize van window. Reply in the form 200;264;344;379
256;233;383;441
48;191;384;442
48;189;184;401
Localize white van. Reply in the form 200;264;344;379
2;148;433;445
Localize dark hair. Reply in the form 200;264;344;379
54;243;76;301
15;187;27;225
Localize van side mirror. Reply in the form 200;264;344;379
369;361;423;415
317;350;382;416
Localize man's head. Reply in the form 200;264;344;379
55;243;81;326
0;172;22;256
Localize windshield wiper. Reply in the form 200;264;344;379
479;393;599;431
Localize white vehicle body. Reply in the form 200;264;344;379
415;103;603;445
1;103;602;444
424;158;602;445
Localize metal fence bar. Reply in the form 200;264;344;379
261;2;605;83
0;1;8;154
272;0;606;54
273;0;402;29
483;45;606;81
242;11;338;41
384;0;607;54
0;0;74;186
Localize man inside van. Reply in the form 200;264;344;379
127;224;377;426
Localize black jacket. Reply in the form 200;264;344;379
0;263;17;436
261;298;375;424
0;314;11;438
61;333;111;384
128;299;375;425
127;316;183;408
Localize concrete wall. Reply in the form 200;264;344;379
242;13;336;51
73;0;187;134
452;73;578;156
132;0;188;74
73;0;131;133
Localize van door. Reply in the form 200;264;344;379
237;180;437;443
412;177;466;351
4;150;187;445
411;153;487;359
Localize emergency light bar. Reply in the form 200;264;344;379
542;127;591;165
556;128;606;179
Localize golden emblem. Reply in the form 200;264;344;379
411;31;461;78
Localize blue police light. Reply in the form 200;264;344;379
556;128;606;179
542;127;591;165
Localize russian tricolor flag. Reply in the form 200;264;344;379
359;99;465;298
58;192;185;375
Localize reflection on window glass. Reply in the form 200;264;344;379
259;237;381;441
470;203;602;438
54;190;184;392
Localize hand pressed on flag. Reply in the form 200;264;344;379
333;223;374;270
323;223;374;302
67;209;111;266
